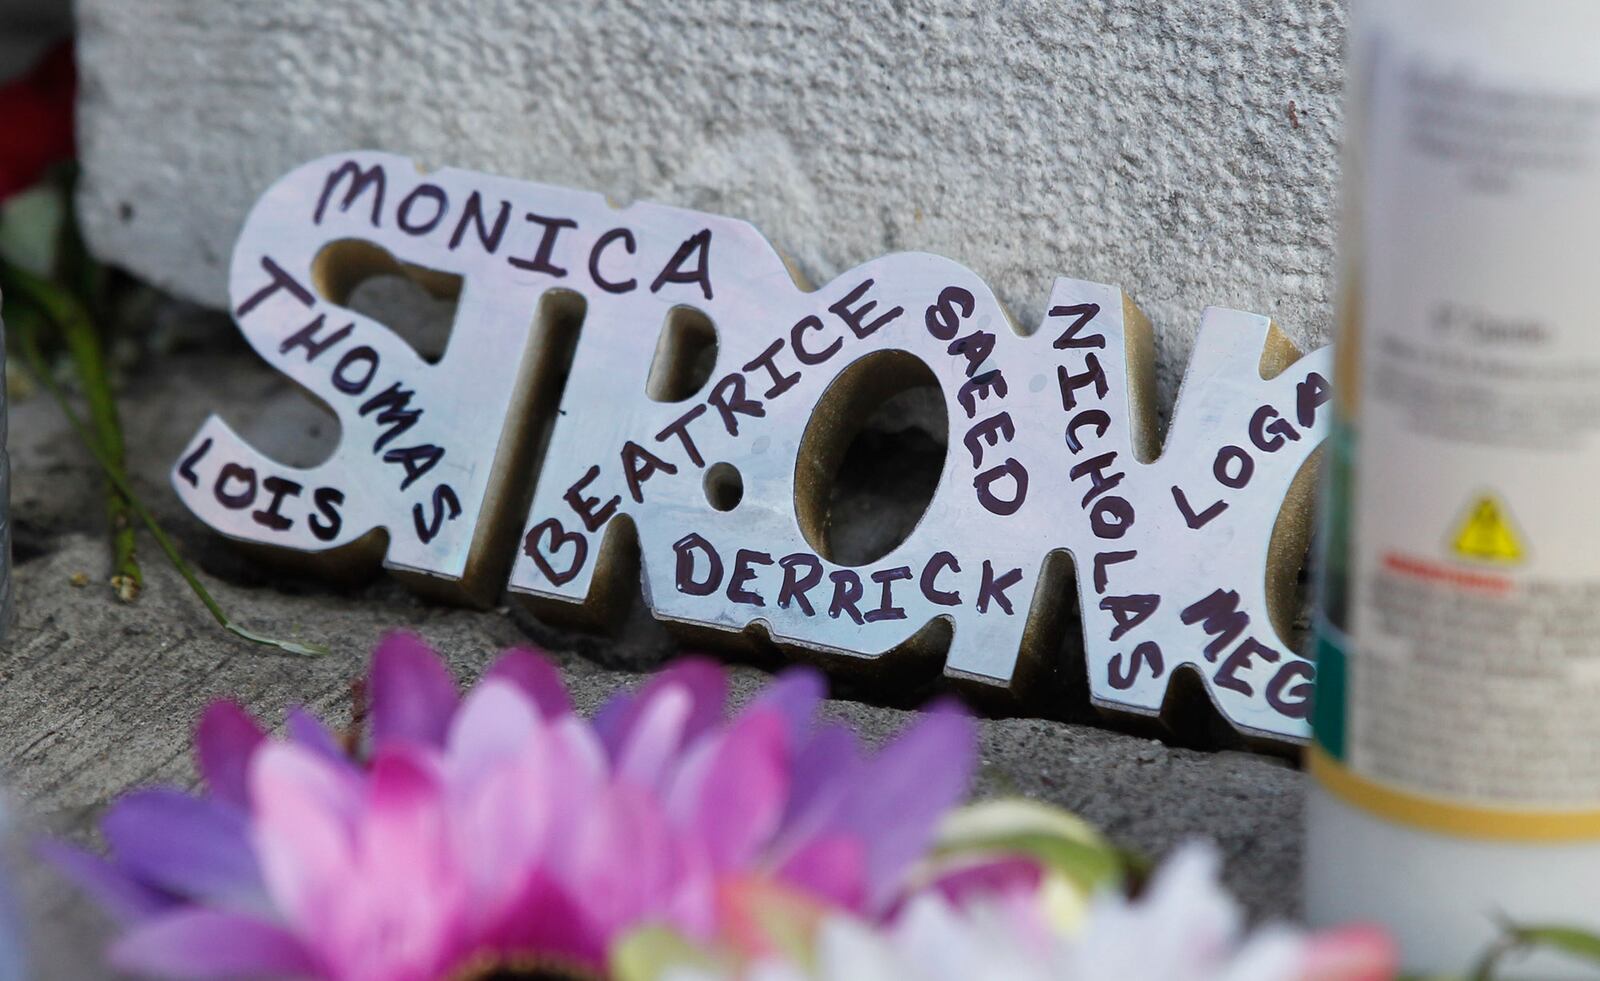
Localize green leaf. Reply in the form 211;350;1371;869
941;829;1125;893
610;927;726;981
0;183;66;277
1470;921;1600;979
3;258;143;596
1508;924;1600;963
932;799;1128;894
7;295;327;658
938;798;1108;850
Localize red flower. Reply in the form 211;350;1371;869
0;40;76;201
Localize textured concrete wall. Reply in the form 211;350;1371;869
74;0;1346;405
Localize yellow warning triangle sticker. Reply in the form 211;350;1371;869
1450;494;1525;564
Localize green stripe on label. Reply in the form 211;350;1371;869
1311;622;1347;761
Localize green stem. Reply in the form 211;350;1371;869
1470;922;1600;981
2;262;140;597
1467;936;1514;981
7;293;325;657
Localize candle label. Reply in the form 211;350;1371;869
173;151;1330;742
1312;22;1600;833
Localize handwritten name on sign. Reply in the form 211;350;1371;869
171;151;1331;743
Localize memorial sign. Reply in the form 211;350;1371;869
173;152;1330;742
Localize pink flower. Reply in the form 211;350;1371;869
1299;926;1397;981
49;633;976;979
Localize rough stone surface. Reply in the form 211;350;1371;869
3;336;1304;977
73;0;1346;406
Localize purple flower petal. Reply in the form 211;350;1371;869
591;690;634;751
667;708;788;870
284;706;338;757
452;733;556;918
615;685;694;789
448;679;541;778
251;743;362;935
284;706;362;782
921;855;1042;908
595;658;728;760
775;833;867;910
542;715;609;819
370;631;459;750
837;701;976;909
366;746;442;815
781;722;863;832
486;871;605;970
485;648;572;719
561;782;691;940
749;669;826;745
194;701;265;808
100;789;264;907
38;841;174;924
110;908;317;979
345;750;468;975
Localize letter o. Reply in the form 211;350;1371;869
1213;445;1254;490
398;183;449;235
332;346;381;395
214;463;258;510
1090;495;1135;539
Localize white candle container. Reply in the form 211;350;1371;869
1307;2;1600;975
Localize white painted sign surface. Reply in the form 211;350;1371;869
173;151;1330;742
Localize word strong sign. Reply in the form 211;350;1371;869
174;151;1332;743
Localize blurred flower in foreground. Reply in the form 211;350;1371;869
47;633;976;979
0;41;75;203
618;842;1396;981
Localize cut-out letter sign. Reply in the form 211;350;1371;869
174;151;1331;743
